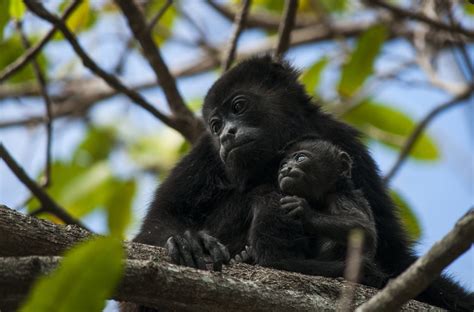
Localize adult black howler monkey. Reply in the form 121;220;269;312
131;56;473;311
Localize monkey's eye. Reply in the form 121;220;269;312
294;153;307;162
231;96;248;114
210;119;222;135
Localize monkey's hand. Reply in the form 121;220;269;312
230;245;254;265
280;196;312;223
165;230;230;271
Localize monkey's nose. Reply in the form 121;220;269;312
280;166;291;175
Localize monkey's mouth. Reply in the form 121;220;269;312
221;139;255;161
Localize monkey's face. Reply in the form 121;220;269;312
278;149;318;198
202;56;316;181
278;141;348;200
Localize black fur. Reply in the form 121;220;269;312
243;139;385;287
132;56;473;311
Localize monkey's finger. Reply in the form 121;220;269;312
184;230;206;270
199;232;231;263
165;236;181;265
287;207;303;218
281;202;300;211
240;250;250;262
235;254;243;263
174;235;196;268
199;232;230;271
280;196;299;204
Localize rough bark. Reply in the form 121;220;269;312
0;205;439;311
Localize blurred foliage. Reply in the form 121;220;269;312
29;127;136;227
391;190;422;242
20;236;124;312
147;0;177;45
0;35;48;83
9;0;26;20
343;100;439;160
300;56;328;95
54;0;98;40
338;25;387;98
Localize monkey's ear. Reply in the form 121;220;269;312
339;151;353;178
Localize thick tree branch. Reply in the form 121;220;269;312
0;206;438;311
0;146;87;230
357;208;474;312
23;1;181;137
114;0;204;143
221;0;251;71
383;85;474;183
0;0;81;84
274;0;299;59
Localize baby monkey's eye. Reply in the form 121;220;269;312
295;153;307;162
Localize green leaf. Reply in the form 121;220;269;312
28;161;112;218
20;236;124;312
9;0;26;20
148;1;176;45
344;100;439;160
106;180;135;239
0;36;48;83
73;126;117;165
55;0;97;40
390;190;422;242
0;0;10;41
464;1;474;15
300;57;328;94
338;25;387;97
319;0;348;12
128;128;186;175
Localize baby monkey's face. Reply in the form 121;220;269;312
278;149;314;198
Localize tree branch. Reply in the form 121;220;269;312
0;145;87;230
0;0;81;84
221;0;252;71
16;21;53;187
206;0;314;30
0;206;438;311
383;85;474;183
367;0;474;38
274;0;299;59
114;0;204;143
357;208;474;312
23;0;181;138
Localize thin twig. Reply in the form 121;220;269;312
206;0;313;30
446;4;474;81
23;1;179;136
367;0;474;38
337;229;365;312
114;0;204;143
384;86;474;183
0;143;88;230
114;0;173;76
274;0;299;60
147;0;173;32
356;208;474;312
16;21;53;187
0;0;81;83
221;0;251;71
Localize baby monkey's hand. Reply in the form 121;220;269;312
280;196;311;222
